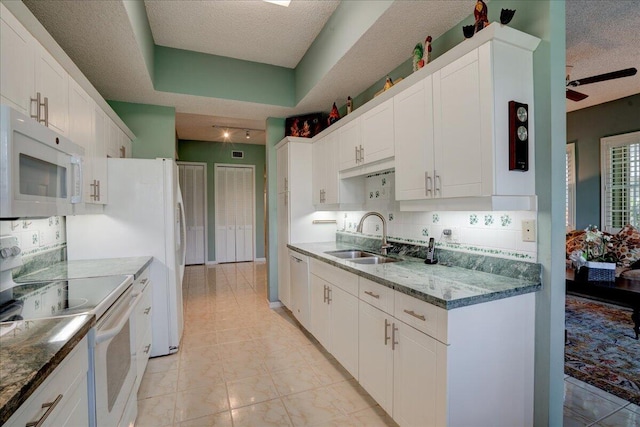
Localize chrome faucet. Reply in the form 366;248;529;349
356;212;393;255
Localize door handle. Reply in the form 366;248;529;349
392;322;398;350
384;318;391;345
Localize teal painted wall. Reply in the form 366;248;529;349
108;101;176;159
154;46;295;107
567;94;640;229
178;141;267;262
265;118;285;303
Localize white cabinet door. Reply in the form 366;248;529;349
358;301;394;415
277;192;290;307
312;138;323;205
68;79;93;150
35;44;68;137
338;119;361;171
277;144;289;194
289;253;310;329
0;4;35;115
309;274;331;350
329;285;359;379
360;98;394;165
394;77;435;201
312;133;339;205
392;321;441;427
433;50;483;198
92;104;108;204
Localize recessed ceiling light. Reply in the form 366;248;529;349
263;0;291;7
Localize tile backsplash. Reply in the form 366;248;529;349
339;171;537;262
0;217;66;277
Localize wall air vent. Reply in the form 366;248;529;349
232;151;244;159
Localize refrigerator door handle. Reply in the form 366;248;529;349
177;190;187;281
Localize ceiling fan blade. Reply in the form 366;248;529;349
567;67;637;87
566;89;589;101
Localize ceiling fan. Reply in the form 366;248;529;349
566;67;637;101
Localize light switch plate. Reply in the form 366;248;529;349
522;220;536;242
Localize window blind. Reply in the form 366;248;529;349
601;132;640;232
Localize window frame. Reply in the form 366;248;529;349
600;131;640;233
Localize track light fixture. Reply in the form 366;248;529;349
211;125;261;142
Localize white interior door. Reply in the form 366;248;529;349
178;162;207;265
215;165;255;263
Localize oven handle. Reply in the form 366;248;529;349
95;292;140;344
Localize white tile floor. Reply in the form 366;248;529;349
136;262;639;426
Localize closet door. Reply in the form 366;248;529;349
179;163;206;265
214;165;255;263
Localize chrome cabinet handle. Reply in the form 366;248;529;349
120;145;126;158
140;278;148;285
144;307;151;315
360;145;364;162
42;97;49;127
327;286;332;304
323;285;328;303
26;394;63;427
355;146;359;163
30;92;42;122
434;170;441;196
144;344;151;354
364;290;380;299
95;180;100;201
403;309;426;321
384;318;391;345
284;177;288;191
425;172;433;197
90;180;97;200
392;323;398;350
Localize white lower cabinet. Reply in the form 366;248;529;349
5;336;89;427
309;260;359;379
358;300;394;414
297;254;535;427
133;267;152;393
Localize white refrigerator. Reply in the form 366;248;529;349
67;158;186;357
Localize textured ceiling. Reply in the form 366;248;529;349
21;0;640;145
565;0;640;112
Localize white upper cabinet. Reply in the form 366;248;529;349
68;79;93;150
1;4;35;115
432;49;484;199
338;119;361;171
394;76;435;201
360;98;394;165
35;44;69;137
312;132;339;205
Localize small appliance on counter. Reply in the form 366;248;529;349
424;237;438;264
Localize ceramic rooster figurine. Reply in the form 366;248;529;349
474;0;490;33
328;102;340;125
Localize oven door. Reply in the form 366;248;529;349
93;286;139;427
0;104;83;218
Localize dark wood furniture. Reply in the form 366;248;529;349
566;268;640;339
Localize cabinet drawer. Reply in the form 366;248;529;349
135;284;152;345
358;277;394;314
6;336;89;427
394;292;447;343
310;259;358;296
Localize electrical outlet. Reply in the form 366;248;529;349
442;227;459;243
522;220;536;242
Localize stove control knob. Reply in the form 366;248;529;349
11;246;21;256
0;248;12;258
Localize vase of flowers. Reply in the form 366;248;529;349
577;225;616;282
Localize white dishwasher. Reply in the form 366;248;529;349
289;251;310;330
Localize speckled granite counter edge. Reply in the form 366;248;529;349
287;244;541;309
0;315;95;425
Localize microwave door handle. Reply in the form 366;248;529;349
70;156;83;204
95;294;139;344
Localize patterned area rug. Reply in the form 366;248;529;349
565;295;640;405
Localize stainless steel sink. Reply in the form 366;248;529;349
349;256;399;264
324;249;377;259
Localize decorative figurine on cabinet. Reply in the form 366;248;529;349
423;36;432;65
412;42;424;72
328;102;340;125
463;0;490;38
500;8;516;25
346;96;353;115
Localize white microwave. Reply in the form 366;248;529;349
0;104;84;218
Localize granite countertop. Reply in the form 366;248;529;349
0;315;94;424
288;242;541;309
16;256;153;282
